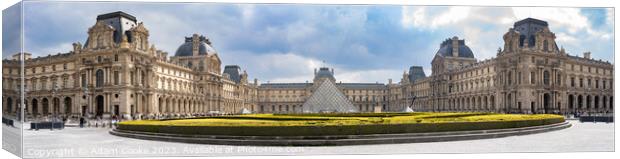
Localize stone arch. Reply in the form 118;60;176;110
594;95;600;110
64;97;72;114
32;99;39;116
610;96;614;110
42;98;49;115
568;94;575;110
6;97;13;113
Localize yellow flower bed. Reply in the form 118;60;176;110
117;112;565;136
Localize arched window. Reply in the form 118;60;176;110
96;69;104;87
543;40;549;52
543;71;550;85
519;35;526;47
529;35;536;47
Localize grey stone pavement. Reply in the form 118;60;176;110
1;120;614;158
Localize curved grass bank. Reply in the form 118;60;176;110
117;112;565;136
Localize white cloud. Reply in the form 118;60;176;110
400;6;613;63
513;7;588;34
335;69;401;83
555;32;578;44
26;42;73;57
401;6;471;29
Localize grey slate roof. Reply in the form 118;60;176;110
436;38;475;58
223;65;241;83
175;36;217;56
314;67;335;81
408;66;426;83
513;18;554;48
96;11;137;22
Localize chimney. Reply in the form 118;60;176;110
389;79;393;84
314;68;317;75
254;78;258;85
584;52;591;59
451;36;459;57
331;68;334;74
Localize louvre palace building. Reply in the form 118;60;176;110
2;11;614;119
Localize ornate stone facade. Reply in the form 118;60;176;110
2;14;613;118
397;18;614;114
2;12;258;119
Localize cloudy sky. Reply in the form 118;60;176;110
2;1;614;84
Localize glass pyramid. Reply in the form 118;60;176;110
302;80;359;113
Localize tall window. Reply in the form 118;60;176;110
114;71;119;85
543;40;549;51
595;80;599;88
507;72;512;85
81;74;87;88
114;54;118;61
130;71;135;85
580;78;584;87
571;77;575;87
63;77;68;89
530;72;536;84
556;74;561;85
96;69;104;87
518;72;522;84
141;71;146;86
543;71;550;85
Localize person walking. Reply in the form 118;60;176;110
79;116;85;128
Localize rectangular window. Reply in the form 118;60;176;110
595;80;599;88
530;72;535;84
130;71;135;85
114;71;119;85
571;77;575;87
81;74;87;88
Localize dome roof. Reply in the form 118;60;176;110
174;35;217;57
314;67;335;81
436;38;475;58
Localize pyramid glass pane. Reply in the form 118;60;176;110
302;80;359;113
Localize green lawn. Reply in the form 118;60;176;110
117;112;565;136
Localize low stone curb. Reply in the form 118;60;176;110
110;121;571;146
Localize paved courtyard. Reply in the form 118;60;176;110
1;120;614;158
